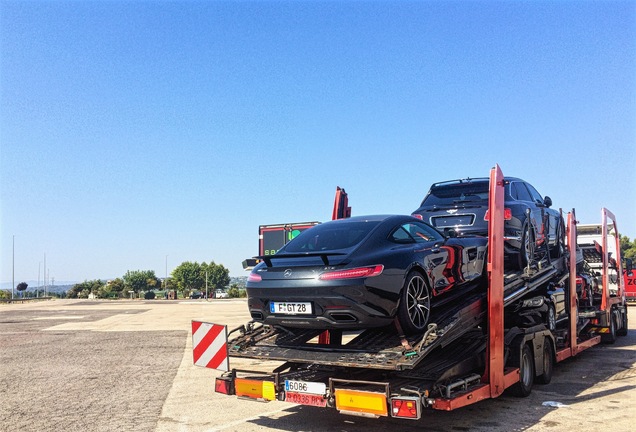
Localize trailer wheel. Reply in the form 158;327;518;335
535;339;554;385
616;310;628;337
397;271;431;334
601;314;617;344
510;344;534;397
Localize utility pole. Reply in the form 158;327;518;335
12;235;15;299
38;262;41;298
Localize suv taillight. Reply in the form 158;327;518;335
484;208;512;221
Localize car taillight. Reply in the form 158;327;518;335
411;214;423;220
247;273;262;283
319;265;384;280
484;208;512;221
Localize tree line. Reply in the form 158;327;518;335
65;261;233;299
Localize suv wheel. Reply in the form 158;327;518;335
518;222;535;270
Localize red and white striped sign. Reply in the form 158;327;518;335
192;321;229;371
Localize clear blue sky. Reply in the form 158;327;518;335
1;1;634;285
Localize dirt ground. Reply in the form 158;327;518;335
1;299;634;432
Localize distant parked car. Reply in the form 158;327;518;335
215;290;229;299
246;215;488;334
189;292;204;299
411;177;564;269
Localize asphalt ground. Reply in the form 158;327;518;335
1;299;635;432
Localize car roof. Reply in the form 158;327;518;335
326;214;417;224
429;176;524;188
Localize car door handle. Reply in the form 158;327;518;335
431;247;440;253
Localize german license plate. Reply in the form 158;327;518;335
270;302;312;315
285;391;327;407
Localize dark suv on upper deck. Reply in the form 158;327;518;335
411;177;564;269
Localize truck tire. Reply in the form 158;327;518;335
601;314;617;344
509;344;534;397
397;271;431;334
617;310;628;337
535;338;554;385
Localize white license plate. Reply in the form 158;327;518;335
285;380;326;395
285;391;327;407
270;302;312;315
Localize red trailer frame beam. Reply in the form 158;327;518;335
433;164;511;411
485;164;506;397
601;208;625;310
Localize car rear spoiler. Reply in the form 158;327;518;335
255;252;348;267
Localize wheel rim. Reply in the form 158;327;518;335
523;224;534;265
406;275;430;330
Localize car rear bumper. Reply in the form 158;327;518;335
246;282;397;330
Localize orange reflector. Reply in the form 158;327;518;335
334;389;388;417
235;378;276;401
390;397;421;419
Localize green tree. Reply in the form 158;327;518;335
226;283;245;298
123;270;161;293
66;280;104;299
171;261;205;293
0;290;10;299
620;235;636;261
201;261;230;292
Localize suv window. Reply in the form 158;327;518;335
422;182;489;206
525;183;545;205
511;181;533;202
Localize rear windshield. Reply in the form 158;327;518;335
282;221;380;252
421;181;490;206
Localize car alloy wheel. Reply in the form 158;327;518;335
546;304;556;332
398;271;431;334
519;221;535;269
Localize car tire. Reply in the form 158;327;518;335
535;338;554;385
397;271;431;334
517;221;535;270
545;303;556;333
550;216;565;259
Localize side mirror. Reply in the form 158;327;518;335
544;196;553;208
444;228;457;238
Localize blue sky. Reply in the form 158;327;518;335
1;1;634;285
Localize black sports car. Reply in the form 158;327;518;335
246;215;488;333
411;177;564;269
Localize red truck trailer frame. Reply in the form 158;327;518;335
199;164;628;419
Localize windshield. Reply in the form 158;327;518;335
281;221;380;252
